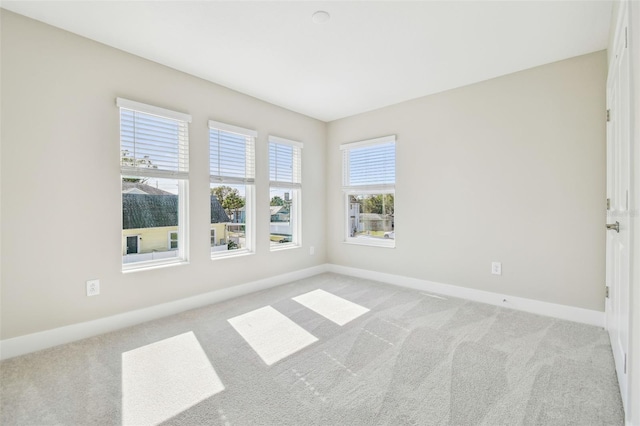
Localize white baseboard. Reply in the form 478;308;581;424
1;263;605;360
0;264;328;361
326;264;605;328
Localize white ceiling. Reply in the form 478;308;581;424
2;1;613;122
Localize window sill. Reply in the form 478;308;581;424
270;243;301;252
211;249;254;261
122;258;189;273
343;238;395;249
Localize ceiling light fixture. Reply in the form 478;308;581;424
312;11;330;24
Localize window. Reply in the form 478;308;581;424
341;135;396;247
118;98;191;269
168;231;178;250
209;121;256;257
269;136;302;249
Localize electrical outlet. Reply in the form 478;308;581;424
310;246;315;255
86;279;100;296
491;262;502;276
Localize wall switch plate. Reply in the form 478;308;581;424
86;279;100;296
310;246;315;255
491;262;502;276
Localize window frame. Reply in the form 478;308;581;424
118;98;191;271
269;136;303;251
341;135;396;248
208;120;256;259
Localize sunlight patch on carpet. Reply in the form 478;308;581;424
293;289;370;325
121;331;224;426
228;306;318;366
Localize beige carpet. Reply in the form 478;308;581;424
0;273;624;425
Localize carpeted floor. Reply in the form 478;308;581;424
0;273;624;425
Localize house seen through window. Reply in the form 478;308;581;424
342;135;396;247
118;98;191;269
209;121;256;257
269;136;303;249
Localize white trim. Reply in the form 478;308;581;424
122;258;189;273
270;243;301;252
116;98;192;123
208;120;257;138
340;134;396;150
268;135;303;148
343;239;395;248
245;185;255;252
178;180;189;262
325;264;605;327
0;265;328;360
210;249;254;260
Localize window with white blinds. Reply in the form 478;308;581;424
269;136;302;188
117;98;191;269
341;135;395;191
341;135;396;248
209;121;256;184
118;98;191;179
209;121;256;257
269;136;303;249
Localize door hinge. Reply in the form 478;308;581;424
625;27;628;49
606;109;611;122
605;286;610;298
624;353;627;374
606;198;610;210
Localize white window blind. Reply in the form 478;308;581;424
341;135;396;192
269;136;303;188
118;98;191;179
209;121;256;184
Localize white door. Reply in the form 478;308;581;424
605;7;630;411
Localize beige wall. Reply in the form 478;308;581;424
0;11;326;339
327;51;608;311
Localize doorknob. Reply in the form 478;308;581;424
606;221;620;233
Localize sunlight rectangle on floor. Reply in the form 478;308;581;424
227;305;318;366
292;289;370;326
121;331;224;426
